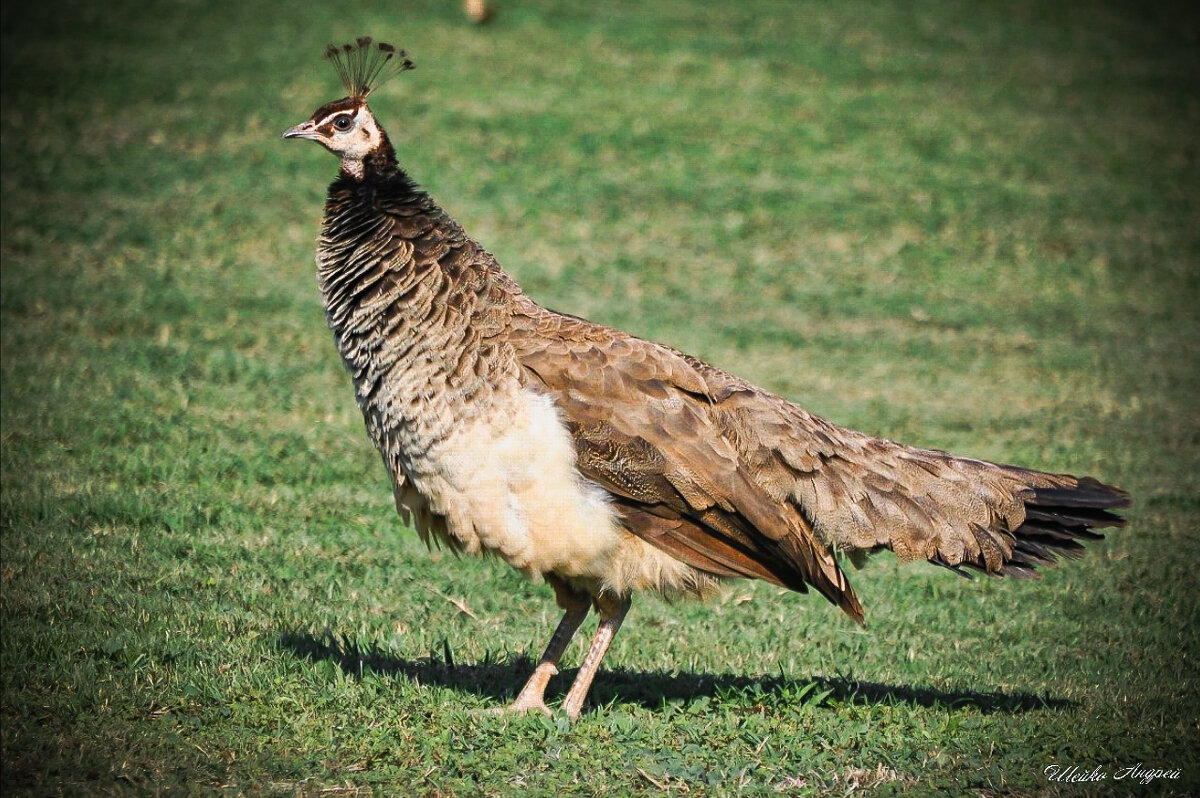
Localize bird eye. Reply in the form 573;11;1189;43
332;115;353;131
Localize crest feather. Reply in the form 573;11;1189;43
324;37;414;99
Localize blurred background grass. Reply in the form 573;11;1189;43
2;0;1198;794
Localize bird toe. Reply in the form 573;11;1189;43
494;697;553;717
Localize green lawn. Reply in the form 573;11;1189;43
2;0;1198;794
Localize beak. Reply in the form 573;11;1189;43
282;121;317;140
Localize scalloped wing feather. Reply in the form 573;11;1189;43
511;306;864;622
509;302;1127;613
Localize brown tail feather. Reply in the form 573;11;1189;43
939;474;1129;579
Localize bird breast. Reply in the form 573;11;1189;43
402;387;622;574
316;192;707;595
394;386;711;597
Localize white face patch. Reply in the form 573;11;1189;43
304;106;383;174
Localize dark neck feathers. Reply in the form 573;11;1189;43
339;127;401;182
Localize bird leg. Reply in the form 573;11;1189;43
501;576;591;716
561;592;632;720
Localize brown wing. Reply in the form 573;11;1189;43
709;380;1128;575
660;344;1128;578
510;299;1127;610
508;303;864;623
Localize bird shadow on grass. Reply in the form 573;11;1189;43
277;630;1069;715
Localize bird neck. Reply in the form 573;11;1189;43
317;159;520;445
338;128;400;181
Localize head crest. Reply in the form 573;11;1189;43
324;37;414;99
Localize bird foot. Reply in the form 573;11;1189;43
491;696;553;717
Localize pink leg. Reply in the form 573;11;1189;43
502;577;591;715
561;592;631;720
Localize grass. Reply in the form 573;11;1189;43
2;0;1198;794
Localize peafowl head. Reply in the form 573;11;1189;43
283;37;413;179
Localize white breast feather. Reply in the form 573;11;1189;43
399;388;706;595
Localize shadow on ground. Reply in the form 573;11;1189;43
277;630;1068;715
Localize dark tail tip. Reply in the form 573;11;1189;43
1003;475;1130;575
934;474;1130;579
